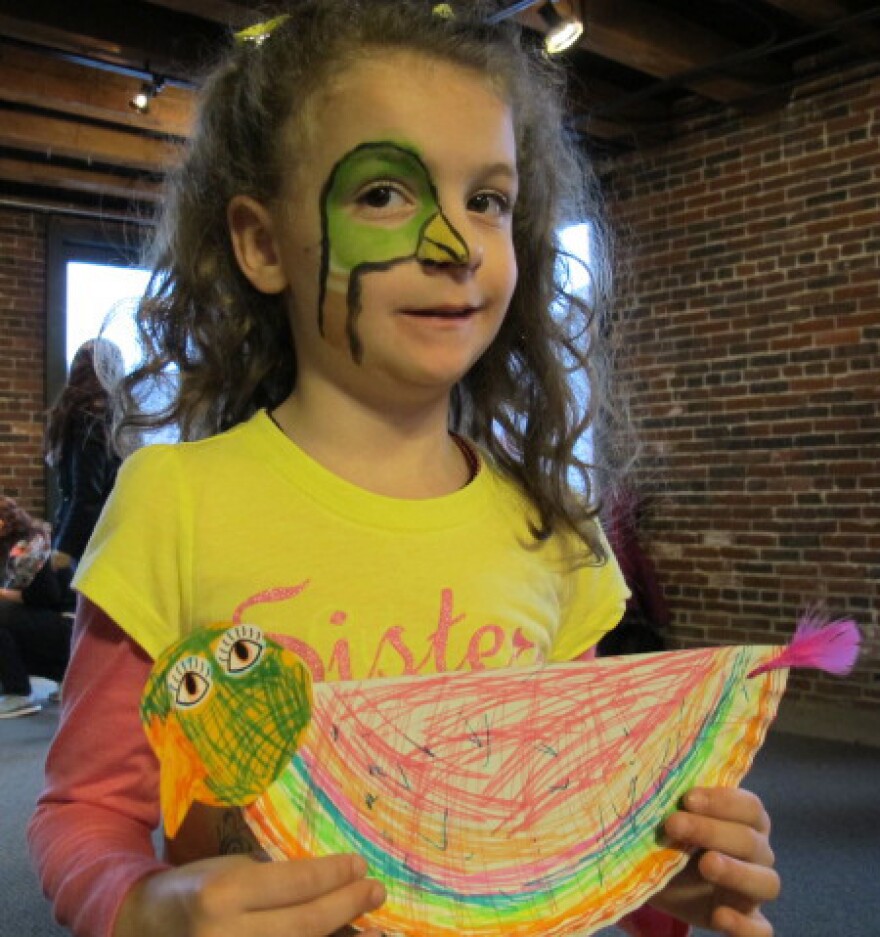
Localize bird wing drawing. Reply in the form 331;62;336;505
141;615;859;937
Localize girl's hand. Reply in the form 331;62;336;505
650;787;780;937
115;852;386;937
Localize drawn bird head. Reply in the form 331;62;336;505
318;140;470;358
141;622;313;838
323;140;469;270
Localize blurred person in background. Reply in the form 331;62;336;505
0;339;123;718
0;497;70;717
45;338;123;572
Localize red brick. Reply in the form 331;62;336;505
0;207;46;517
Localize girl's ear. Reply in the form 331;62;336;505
227;195;288;294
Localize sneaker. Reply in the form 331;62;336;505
0;694;42;718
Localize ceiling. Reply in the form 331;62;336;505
0;0;878;219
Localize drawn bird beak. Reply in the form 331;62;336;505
147;715;208;839
416;212;470;265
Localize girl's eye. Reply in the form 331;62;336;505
216;623;266;675
355;183;408;213
469;191;512;217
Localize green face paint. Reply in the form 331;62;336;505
317;141;469;362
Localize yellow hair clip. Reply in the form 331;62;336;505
235;14;290;46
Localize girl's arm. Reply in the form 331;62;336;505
27;599;169;937
29;598;385;937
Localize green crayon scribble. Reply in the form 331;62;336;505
141;623;312;807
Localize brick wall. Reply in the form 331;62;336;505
0;207;47;518
600;64;880;717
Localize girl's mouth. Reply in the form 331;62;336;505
402;305;479;319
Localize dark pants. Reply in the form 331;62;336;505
0;599;72;696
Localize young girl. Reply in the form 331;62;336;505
30;3;779;936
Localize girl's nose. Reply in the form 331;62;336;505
425;242;483;281
416;212;471;266
464;244;484;272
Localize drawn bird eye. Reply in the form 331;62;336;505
167;655;212;709
216;624;266;675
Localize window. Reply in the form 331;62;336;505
557;222;594;299
556;222;595;472
46;217;147;408
45;218;168;514
65;261;150;369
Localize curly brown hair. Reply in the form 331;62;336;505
0;495;38;558
119;0;618;562
46;339;123;466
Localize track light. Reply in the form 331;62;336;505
129;77;164;114
539;1;583;54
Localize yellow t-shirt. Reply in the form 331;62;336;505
75;411;628;676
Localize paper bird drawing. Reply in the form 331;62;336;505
141;614;859;937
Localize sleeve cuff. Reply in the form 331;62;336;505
619;906;692;937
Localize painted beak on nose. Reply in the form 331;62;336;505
416;212;470;265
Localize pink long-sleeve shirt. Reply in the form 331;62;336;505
28;600;170;937
28;598;687;937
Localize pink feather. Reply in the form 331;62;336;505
748;613;861;679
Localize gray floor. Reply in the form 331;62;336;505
3;682;880;936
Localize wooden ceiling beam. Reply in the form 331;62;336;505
139;0;253;29
0;190;155;222
0;46;194;138
522;0;788;102
0;0;224;83
762;0;875;26
565;74;670;141
0;15;129;72
567;72;669;121
0;108;182;173
568;113;641;141
761;0;880;53
0;155;162;201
